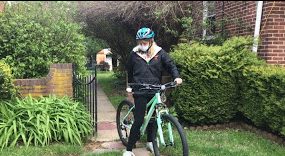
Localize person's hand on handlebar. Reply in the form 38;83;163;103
174;78;183;85
126;87;132;93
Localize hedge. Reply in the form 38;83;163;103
169;36;285;136
240;65;285;136
170;36;265;124
0;60;16;100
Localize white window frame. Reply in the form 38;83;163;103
203;1;216;40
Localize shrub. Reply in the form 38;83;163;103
0;95;92;149
0;2;87;78
240;65;285;136
170;36;265;124
170;42;236;124
97;61;110;71
112;69;126;90
0;60;16;100
113;67;126;84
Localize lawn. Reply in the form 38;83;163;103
159;129;285;156
97;71;285;156
0;143;83;156
1;130;284;156
0;143;121;156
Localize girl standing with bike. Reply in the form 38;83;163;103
123;27;183;156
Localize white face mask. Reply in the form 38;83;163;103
139;44;149;52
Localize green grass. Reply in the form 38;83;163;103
158;129;285;156
0;143;83;156
2;129;284;156
96;71;126;108
0;143;122;156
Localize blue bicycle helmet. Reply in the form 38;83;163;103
136;27;155;40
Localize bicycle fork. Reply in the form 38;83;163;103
156;109;174;146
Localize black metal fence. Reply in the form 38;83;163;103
72;64;97;135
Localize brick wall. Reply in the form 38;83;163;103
215;1;285;66
215;1;256;37
258;1;285;65
13;63;73;97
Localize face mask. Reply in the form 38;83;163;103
139;44;149;52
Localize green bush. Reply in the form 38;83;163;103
0;60;16;100
0;95;92;149
170;36;265;124
240;65;285;136
0;2;87;78
113;67;126;85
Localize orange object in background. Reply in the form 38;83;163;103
0;2;5;12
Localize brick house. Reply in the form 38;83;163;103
203;1;285;66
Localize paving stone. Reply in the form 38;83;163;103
97;121;117;130
101;141;125;149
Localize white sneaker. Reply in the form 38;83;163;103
123;151;135;156
146;142;154;153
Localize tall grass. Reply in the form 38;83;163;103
0;95;93;149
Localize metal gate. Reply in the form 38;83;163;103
72;64;97;135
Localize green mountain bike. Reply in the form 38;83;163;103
116;82;189;156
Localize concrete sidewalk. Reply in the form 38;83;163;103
96;83;119;142
92;84;151;156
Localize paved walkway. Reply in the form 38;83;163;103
89;84;151;156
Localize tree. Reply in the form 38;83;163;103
82;17;135;70
77;1;204;70
0;1;88;78
85;37;109;67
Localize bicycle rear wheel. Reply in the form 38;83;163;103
116;99;135;146
152;114;189;156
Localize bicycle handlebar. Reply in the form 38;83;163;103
128;81;177;91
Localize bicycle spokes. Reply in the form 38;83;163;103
119;104;134;141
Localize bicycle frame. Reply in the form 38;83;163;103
121;92;174;146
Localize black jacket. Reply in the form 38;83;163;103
126;48;180;87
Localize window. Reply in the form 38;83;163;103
203;1;216;40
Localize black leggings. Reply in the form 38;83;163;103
127;94;155;151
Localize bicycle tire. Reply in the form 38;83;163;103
152;114;189;156
116;99;135;146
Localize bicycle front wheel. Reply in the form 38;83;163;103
152;114;189;156
116;99;135;146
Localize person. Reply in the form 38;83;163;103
123;27;182;156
